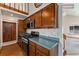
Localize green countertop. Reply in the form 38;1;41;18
29;35;59;50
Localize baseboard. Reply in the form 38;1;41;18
3;40;17;46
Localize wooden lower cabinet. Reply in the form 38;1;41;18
29;45;36;56
18;36;23;48
29;40;58;56
36;44;49;55
36;44;49;56
29;41;36;56
36;50;46;56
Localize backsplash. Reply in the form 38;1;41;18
26;29;59;37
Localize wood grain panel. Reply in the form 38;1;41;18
11;23;16;40
34;11;42;28
36;44;49;55
18;20;26;34
3;21;16;42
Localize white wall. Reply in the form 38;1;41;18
63;15;79;34
63;4;79;34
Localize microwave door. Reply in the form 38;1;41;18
27;23;30;28
30;21;35;29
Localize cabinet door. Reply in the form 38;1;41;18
30;14;35;21
42;4;58;28
36;44;49;56
11;23;16;40
30;15;34;20
36;50;46;56
18;20;26;33
34;11;42;28
3;22;12;42
29;41;36;56
29;45;36;56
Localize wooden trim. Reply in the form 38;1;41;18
3;21;16;24
27;3;29;15
55;3;58;28
0;3;28;15
63;50;67;56
63;34;67;40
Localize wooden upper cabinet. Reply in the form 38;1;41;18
28;11;42;28
30;14;35;21
34;11;42;28
42;3;58;28
26;3;58;29
18;20;26;34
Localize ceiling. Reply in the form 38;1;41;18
1;9;27;19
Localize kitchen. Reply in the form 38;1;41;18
0;3;61;56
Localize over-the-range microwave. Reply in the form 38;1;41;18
27;20;35;29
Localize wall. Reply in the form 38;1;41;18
63;4;79;34
63;15;79;34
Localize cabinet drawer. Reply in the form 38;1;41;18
29;40;36;47
36;45;49;55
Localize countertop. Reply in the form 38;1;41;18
29;35;59;50
66;33;79;39
20;32;59;50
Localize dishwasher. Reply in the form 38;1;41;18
22;37;29;56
